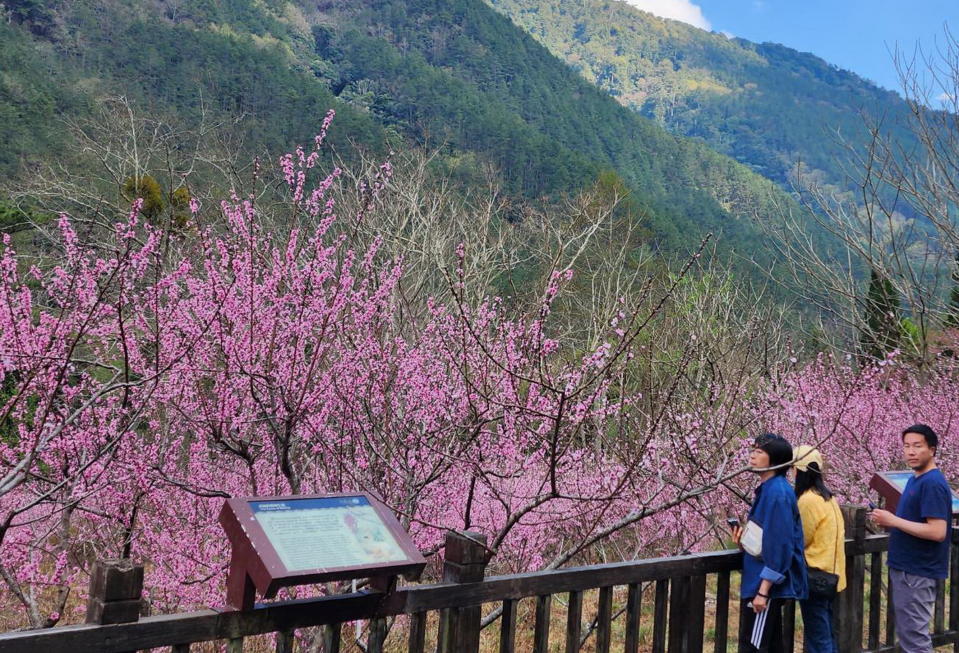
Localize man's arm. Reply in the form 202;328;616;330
871;510;947;542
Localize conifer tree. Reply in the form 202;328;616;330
947;251;959;327
122;175;165;221
861;267;901;360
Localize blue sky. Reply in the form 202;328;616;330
623;0;959;93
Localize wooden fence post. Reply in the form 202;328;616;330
437;531;489;653
86;559;144;625
84;559;145;653
837;507;867;653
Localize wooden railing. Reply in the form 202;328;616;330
1;508;958;653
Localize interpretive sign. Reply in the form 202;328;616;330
219;493;426;610
869;470;959;515
250;496;410;571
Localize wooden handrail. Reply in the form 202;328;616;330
0;549;744;653
0;531;946;653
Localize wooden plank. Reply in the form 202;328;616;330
0;551;747;653
782;599;795;653
436;608;453;653
275;629;294;653
500;599;517;653
533;594;551;653
840;507;867;653
367;617;386;653
951;538;959;653
596;586;613;653
666;574;705;653
565;591;583;653
687;574;706;653
668;576;688;653
713;571;730;653
87;561;145;604
0;595;378;653
0;539;895;653
323;623;341;653
653;579;669;653
406;549;745;611
885;566;896;647
624;583;642;653
868;553;882;650
838;547;865;653
85;598;142;627
455;605;483;652
936;579;947;634
408;612;426;653
852;551;866;651
845;534;889;556
442;532;488;653
407;548;744;609
738;588;750;653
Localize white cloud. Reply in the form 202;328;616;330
621;0;712;31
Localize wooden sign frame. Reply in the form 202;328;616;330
219;492;426;610
869;470;959;515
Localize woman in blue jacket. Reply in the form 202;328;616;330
733;433;809;653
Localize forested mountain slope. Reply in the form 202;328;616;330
0;0;815;270
312;0;799;257
486;0;917;190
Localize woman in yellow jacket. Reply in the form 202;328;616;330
793;445;846;653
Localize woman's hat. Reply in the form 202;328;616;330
793;444;824;473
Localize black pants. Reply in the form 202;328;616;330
739;598;784;653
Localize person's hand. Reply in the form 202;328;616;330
731;524;743;549
752;594;768;613
870;508;896;529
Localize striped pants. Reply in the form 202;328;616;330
738;598;784;653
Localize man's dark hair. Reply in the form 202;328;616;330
755;432;793;475
902;424;939;451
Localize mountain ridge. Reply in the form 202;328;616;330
485;0;916;192
0;0;829;281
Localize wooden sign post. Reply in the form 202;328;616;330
219;493;426;610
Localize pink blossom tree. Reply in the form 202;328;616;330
761;352;959;503
0;200;210;627
0;116;811;631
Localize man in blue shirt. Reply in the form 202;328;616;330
733;433;808;652
871;424;952;653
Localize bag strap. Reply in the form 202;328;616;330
829;499;841;575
